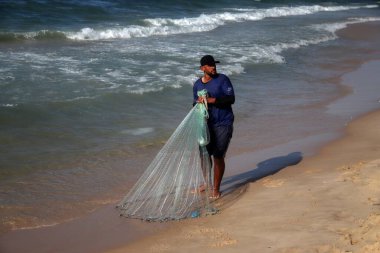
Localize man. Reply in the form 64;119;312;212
193;55;235;199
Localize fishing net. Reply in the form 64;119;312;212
117;90;216;221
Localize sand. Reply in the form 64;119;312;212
106;107;380;253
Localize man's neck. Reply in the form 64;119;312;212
202;74;213;83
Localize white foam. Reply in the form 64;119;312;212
119;30;348;95
59;67;86;75
312;17;380;34
177;74;198;86
14;222;61;231
64;96;97;102
1;104;17;107
216;16;380;67
220;64;245;76
8;52;79;68
122;86;164;95
122;127;154;136
0;75;15;81
270;35;335;53
217;34;335;68
136;76;149;83
106;70;123;78
66;4;378;41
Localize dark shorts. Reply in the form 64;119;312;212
207;125;233;158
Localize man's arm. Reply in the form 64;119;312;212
214;75;235;107
215;95;235;105
192;82;199;106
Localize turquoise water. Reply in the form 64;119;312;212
0;0;379;231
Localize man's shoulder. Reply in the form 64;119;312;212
193;78;202;86
216;73;230;80
215;74;232;84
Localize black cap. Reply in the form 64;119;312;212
200;55;220;66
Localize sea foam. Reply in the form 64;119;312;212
312;17;380;34
66;4;378;41
122;127;155;136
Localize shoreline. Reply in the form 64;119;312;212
105;104;380;253
1;21;380;253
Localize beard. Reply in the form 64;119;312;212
205;70;217;78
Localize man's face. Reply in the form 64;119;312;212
201;64;217;77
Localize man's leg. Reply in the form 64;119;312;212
198;147;212;193
210;125;232;198
213;157;225;197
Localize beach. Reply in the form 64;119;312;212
2;110;380;253
1;2;380;252
103;22;380;252
1;19;380;252
107;110;380;253
105;20;380;251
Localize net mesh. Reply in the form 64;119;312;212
117;91;215;221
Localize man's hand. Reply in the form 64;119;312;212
197;97;216;104
206;97;216;104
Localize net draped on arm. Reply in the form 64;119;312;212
117;96;214;221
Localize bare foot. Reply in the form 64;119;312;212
191;185;207;194
210;190;221;199
199;185;206;192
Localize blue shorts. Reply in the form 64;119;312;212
207;125;233;158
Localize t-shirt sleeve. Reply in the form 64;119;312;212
215;75;235;106
193;82;198;106
222;75;235;96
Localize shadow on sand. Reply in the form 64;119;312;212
221;152;303;196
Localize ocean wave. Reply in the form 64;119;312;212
257;17;380;64
104;34;340;95
0;30;68;42
2;4;376;42
67;4;377;40
312;17;380;34
217;33;336;68
67;16;376;95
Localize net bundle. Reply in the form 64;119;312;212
117;90;215;221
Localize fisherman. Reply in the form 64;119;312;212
193;55;235;198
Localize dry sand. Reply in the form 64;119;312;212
107;108;380;253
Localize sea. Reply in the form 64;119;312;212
0;0;380;233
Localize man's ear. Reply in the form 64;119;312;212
200;66;204;71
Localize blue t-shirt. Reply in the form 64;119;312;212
193;74;235;127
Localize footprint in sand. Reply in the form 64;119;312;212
282;244;350;253
338;213;380;252
281;247;303;253
361;241;380;252
149;242;172;253
304;168;322;174
262;178;285;188
184;225;237;248
337;162;365;183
